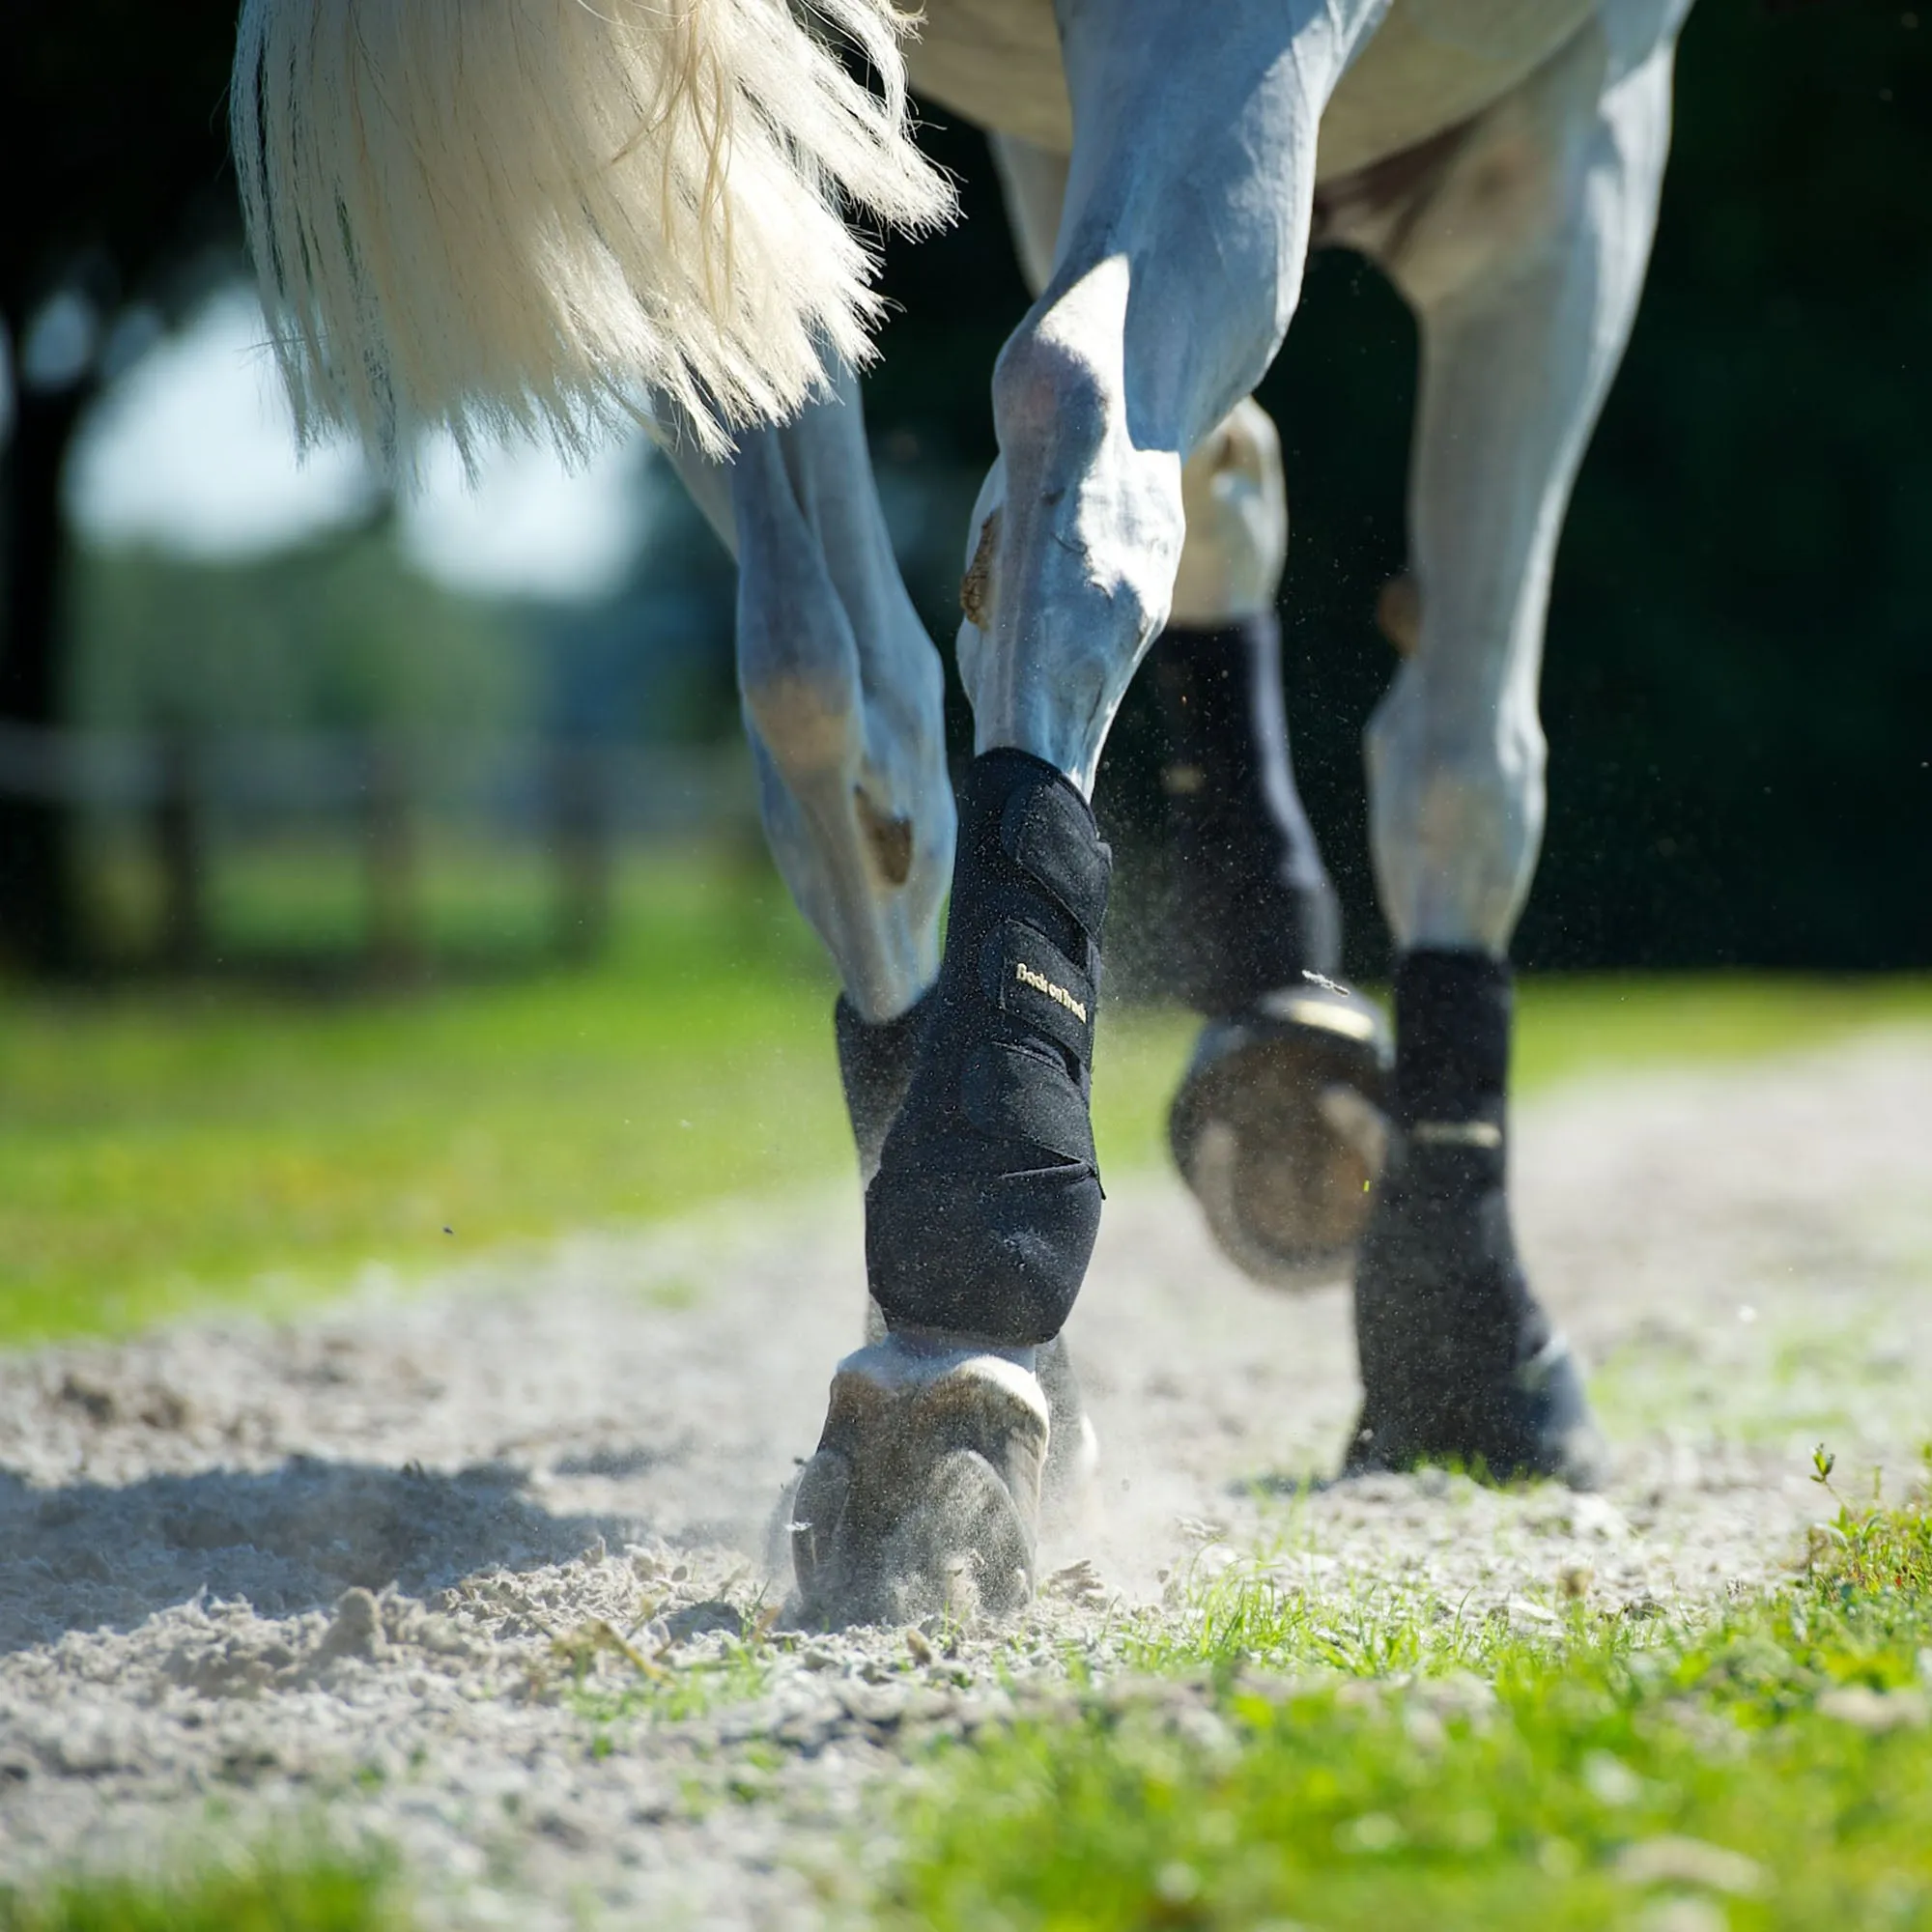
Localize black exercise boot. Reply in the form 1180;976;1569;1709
1347;950;1604;1488
834;992;932;1188
867;749;1111;1345
836;986;1097;1518
1155;614;1390;1286
792;753;1111;1624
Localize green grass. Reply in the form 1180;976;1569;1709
0;850;849;1343
538;1605;791;1734
1085;973;1932;1178
4;844;1928;1350
1508;975;1932;1096
880;1463;1932;1931
0;1850;405;1932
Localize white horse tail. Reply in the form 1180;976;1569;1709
231;0;952;465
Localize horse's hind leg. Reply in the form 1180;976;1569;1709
792;0;1390;1626
1343;11;1683;1485
666;371;953;1185
1154;399;1398;1289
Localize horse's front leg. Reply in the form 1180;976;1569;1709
666;372;953;1181
989;133;1391;1292
790;0;1391;1626
1345;7;1686;1485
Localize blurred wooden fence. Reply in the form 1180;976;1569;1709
0;724;748;970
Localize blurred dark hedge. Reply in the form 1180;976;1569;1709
864;1;1932;975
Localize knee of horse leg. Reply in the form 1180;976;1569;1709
985;283;1185;676
1365;668;1548;951
743;629;949;870
848;669;956;987
991;302;1117;480
751;726;945;1021
1172;398;1288;627
743;605;954;1014
739;612;874;892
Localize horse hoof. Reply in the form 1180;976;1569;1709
856;1310;1097;1532
1168;980;1392;1290
1348;1118;1606;1491
1037;1333;1100;1531
789;1338;1048;1627
1345;1334;1607;1491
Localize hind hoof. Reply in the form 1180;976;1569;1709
790;1338;1048;1628
1169;980;1392;1289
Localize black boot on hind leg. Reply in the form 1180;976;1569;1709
835;991;932;1188
1155;615;1392;1287
794;752;1111;1625
1346;951;1604;1489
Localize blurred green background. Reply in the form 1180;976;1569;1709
1;2;1927;1340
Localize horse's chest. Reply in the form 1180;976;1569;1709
904;0;1599;177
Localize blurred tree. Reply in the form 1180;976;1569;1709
71;535;530;741
1;0;240;971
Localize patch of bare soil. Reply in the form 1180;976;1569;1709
1;1035;1928;1926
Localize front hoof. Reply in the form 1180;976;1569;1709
1347;1110;1605;1491
789;1339;1048;1628
1169;980;1391;1290
1037;1332;1100;1534
1346;1335;1606;1491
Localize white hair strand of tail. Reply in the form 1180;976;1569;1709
231;0;952;468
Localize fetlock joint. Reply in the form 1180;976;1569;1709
1349;949;1603;1489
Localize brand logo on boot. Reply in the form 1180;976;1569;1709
1014;960;1088;1024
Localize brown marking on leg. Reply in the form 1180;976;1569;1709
961;506;1001;632
855;785;915;888
1378;574;1422;658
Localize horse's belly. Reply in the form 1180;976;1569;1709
905;0;1070;153
903;0;1599;178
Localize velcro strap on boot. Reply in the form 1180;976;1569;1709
981;923;1095;1067
866;750;1113;1345
961;1043;1096;1168
1000;781;1110;939
1393;949;1511;1134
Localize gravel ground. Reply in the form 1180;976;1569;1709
1;1032;1928;1925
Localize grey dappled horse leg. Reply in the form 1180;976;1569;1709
988;134;1390;1296
663;412;932;1218
668;379;951;1033
929;0;1392;1319
986;132;1348;1476
1365;20;1677;956
961;0;1388;785
723;375;951;1027
707;373;952;1190
1345;14;1681;1485
790;0;1394;1629
717;382;1061;1626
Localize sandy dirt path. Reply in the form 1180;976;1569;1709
1;1033;1928;1925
